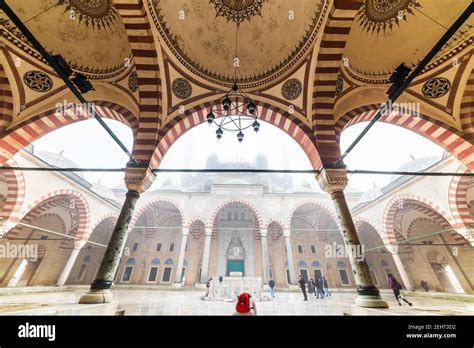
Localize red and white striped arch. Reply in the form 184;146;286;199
87;213;119;238
448;165;473;229
286;200;339;232
7;210;67;241
14;189;90;241
0;158;25;224
187;216;208;229
383;194;458;245
151;101;322;169
264;218;286;230
0;63;13;133
311;0;362;166
460;68;473;138
209;198;263;239
130;198;185;231
0;101;138;165
115;0;162;164
336;105;474;170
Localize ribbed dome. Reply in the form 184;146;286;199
90;183;116;201
390;156;441;183
35;151;84;178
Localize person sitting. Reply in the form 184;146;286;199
233;292;257;316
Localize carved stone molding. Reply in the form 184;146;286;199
315;168;348;194
125;166;156;193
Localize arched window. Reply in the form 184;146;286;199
311;260;322;280
381;260;392;278
241;212;245;220
122;258;135;282
366;260;378;286
284;261;290;285
75;255;91;282
234;212;238;220
337;261;350;286
161;258;174;283
147;258;160;283
298;261;308;281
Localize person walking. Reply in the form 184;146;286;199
311;278;317;297
298;275;308;301
307;277;314;296
268;278;276;299
204;277;212;299
315;275;325;299
322;276;331;297
388;273;412;306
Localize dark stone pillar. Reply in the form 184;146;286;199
316;168;388;308
79;165;155;304
79;190;139;303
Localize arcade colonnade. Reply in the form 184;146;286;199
0;0;471;309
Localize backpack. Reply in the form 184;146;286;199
236;292;251;313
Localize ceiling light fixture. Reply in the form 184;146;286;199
206;23;260;143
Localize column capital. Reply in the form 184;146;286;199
283;229;291;238
204;228;213;236
125;165;156;193
181;229;189;236
315;167;348;194
260;230;267;237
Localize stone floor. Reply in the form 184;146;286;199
0;287;473;315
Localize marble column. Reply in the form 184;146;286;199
175;228;189;284
199;228;212;283
57;240;86;286
316;168;388;308
389;246;414;290
79;165;155;304
283;229;296;285
260;230;270;283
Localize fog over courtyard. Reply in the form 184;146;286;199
31;118;445;192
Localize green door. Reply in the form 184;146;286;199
227;260;244;276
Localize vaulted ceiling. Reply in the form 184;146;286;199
0;0;472;170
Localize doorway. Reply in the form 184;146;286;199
227;259;244;276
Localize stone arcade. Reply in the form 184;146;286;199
0;0;471;313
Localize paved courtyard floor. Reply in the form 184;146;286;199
0;287;473;315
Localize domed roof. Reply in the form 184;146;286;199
390;156;441;183
90;183;116;201
160;178;186;192
35;151;84;178
357;186;383;204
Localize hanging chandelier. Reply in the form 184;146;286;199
206;82;260;143
206;22;260;143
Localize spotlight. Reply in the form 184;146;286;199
252;120;260;132
216;127;223;139
222;97;231;111
247;100;256;114
207;111;215;124
237;131;244;143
